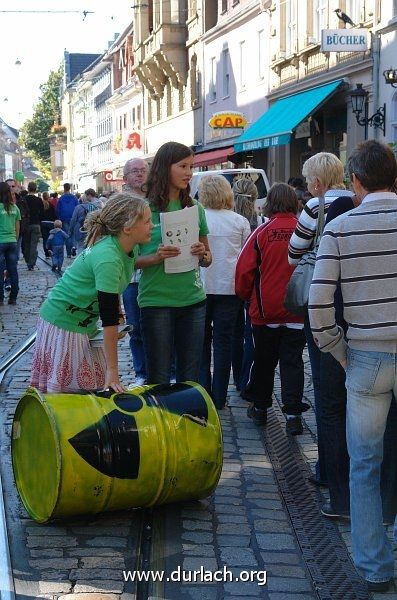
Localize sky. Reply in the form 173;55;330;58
0;0;134;129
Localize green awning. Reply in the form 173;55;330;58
234;79;344;152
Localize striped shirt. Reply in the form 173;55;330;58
288;189;354;265
308;192;397;362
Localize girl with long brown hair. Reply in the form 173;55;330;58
136;141;211;384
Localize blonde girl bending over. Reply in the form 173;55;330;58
30;193;153;393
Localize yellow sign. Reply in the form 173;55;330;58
209;111;248;129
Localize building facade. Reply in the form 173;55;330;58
59;0;397;187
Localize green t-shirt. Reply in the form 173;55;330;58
138;199;209;308
0;204;20;243
40;236;137;335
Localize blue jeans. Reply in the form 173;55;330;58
321;350;397;515
52;245;65;269
123;283;146;380
141;301;206;384
199;294;242;408
346;348;397;583
232;302;254;392
0;242;19;301
304;315;327;482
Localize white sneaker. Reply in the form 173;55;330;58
170;377;176;383
134;377;146;386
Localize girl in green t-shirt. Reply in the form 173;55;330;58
0;181;21;305
30;193;153;394
136;142;212;384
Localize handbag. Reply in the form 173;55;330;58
284;196;325;316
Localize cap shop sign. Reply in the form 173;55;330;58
209;111;248;129
321;29;368;52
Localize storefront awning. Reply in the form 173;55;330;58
194;146;235;167
234;79;344;152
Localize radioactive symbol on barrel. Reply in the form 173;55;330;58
68;383;209;479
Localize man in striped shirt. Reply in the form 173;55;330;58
309;140;397;593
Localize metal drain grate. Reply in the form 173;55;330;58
263;404;371;600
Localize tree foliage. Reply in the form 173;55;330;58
20;66;63;177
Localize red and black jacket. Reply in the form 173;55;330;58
235;213;303;326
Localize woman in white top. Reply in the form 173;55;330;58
198;175;251;409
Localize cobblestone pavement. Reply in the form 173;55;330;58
1;257;396;599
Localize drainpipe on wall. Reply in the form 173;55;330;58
371;30;381;140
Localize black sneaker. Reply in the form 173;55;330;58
366;578;393;592
51;265;57;272
321;502;350;520
247;403;267;426
71;247;77;257
286;416;303;436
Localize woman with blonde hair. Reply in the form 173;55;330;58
198;175;250;408
288;152;353;486
233;178;260;231
30;193;153;393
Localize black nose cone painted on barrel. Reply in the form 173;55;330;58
143;383;209;427
68;410;140;479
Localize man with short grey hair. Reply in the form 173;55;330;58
123;157;148;197
122;157;149;385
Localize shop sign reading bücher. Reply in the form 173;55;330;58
321;29;368;52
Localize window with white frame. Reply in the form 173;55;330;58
286;0;298;56
258;30;265;80
222;48;230;97
345;0;362;25
210;57;217;101
239;41;246;89
314;0;328;41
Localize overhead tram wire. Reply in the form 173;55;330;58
0;10;94;20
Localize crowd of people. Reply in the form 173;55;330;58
0;181;112;304
2;138;397;592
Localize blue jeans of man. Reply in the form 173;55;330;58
0;242;19;301
141;301;206;384
232;302;254;392
304;315;327;483
123;283;146;380
345;348;397;583
321;350;397;516
199;294;242;408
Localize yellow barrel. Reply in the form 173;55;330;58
11;382;223;523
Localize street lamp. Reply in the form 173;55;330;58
383;68;397;88
349;83;386;139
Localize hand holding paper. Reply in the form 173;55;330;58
159;205;200;273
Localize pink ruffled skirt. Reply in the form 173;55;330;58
30;318;106;393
